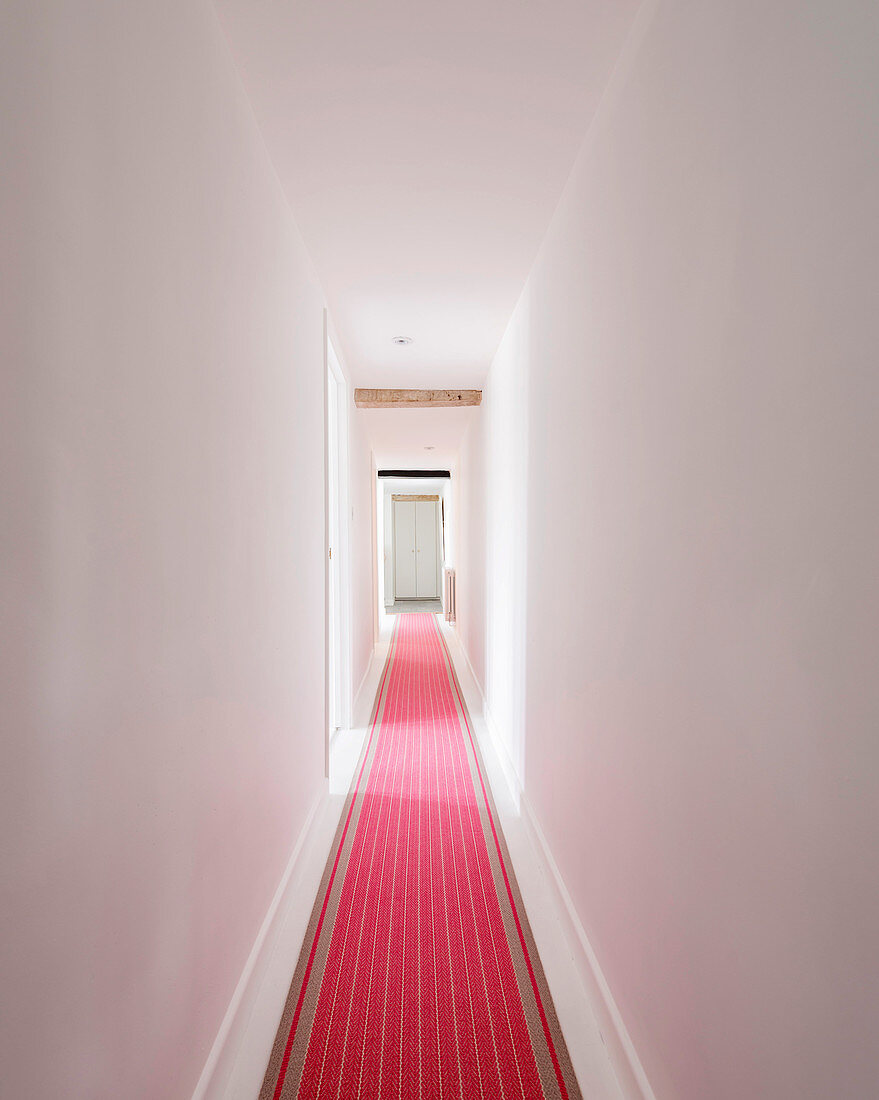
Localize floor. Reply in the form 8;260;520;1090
386;598;443;615
261;613;581;1098
217;619;623;1100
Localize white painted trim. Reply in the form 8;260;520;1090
370;452;380;644
323;309;331;777
353;645;376;721
382;482;394;608
451;623;656;1100
190;789;328;1100
327;335;353;735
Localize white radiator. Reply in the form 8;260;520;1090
443;567;456;623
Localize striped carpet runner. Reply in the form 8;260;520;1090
260;613;581;1099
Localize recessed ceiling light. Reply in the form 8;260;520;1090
392;336;414;345
424;445;436;450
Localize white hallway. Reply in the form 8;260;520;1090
2;2;878;1099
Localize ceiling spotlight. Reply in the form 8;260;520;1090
424;445;436;451
392;336;414;345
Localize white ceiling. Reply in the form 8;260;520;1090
362;406;476;470
215;0;637;391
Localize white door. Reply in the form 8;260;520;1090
393;500;417;598
415;500;439;598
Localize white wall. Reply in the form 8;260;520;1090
459;322;530;782
458;1;879;1098
0;3;329;1097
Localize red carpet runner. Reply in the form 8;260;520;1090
260;613;581;1099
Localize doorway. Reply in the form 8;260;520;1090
392;495;440;600
377;473;450;620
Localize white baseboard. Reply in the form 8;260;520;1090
190;790;327;1100
449;623;656;1100
352;646;377;724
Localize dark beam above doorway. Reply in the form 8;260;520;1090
378;470;450;478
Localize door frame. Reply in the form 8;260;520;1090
324;316;352;775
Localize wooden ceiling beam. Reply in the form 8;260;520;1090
354;388;482;409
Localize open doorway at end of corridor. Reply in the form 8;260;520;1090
377;471;453;620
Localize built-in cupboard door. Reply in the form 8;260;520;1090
415;500;438;598
393;500;417;598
